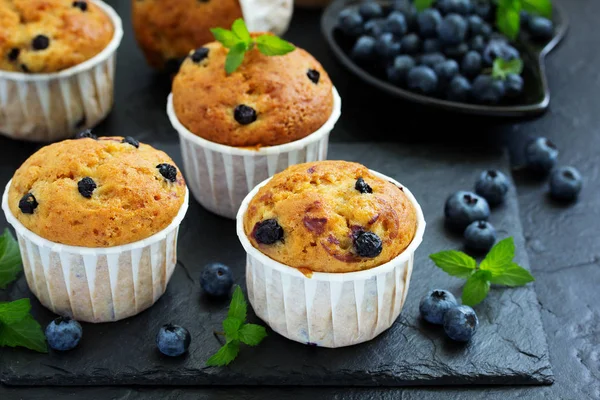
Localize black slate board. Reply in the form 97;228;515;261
0;142;552;386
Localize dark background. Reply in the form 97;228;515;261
1;0;599;398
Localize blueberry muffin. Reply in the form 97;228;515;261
0;0;115;73
131;0;243;71
172;33;334;147
243;161;418;273
7;135;186;247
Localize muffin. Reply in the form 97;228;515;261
167;31;342;219
1;134;189;323
0;0;123;142
236;161;425;347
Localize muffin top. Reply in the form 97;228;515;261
243;161;418;273
0;0;114;73
8;136;186;247
172;33;334;148
131;0;243;70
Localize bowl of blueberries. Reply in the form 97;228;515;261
321;0;568;117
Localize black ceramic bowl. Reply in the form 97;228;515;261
322;0;568;117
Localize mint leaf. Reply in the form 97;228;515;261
480;237;516;273
210;28;241;49
496;0;522;40
522;0;552;18
489;263;535;287
414;0;435;12
206;340;240;367
0;298;31;325
429;250;477;279
255;35;296;56
462;270;492;306
225;42;247;74
492;58;524;80
0;314;47;353
228;286;247;322
0;228;22;289
231;18;252;45
238;323;267;346
223;317;243;342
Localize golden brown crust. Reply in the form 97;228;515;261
243;161;418;273
131;0;243;70
172;34;334;147
8;137;186;248
0;0;114;73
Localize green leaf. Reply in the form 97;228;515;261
496;0;522;40
228;286;247;322
238;323;267;346
0;314;47;353
225;42;247;74
522;0;552;18
414;0;435;12
489;263;535;287
0;228;22;289
462;270;492;306
231;18;252;45
210;28;241;49
255;35;296;56
206;340;240;367
480;237;516;273
0;298;31;325
429;250;477;279
492;58;524;80
223;317;243;342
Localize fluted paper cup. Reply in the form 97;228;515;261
168;87;341;220
1;181;189;323
0;0;123;143
236;171;425;348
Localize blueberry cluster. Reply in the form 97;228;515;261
419;289;478;342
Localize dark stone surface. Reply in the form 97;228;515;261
0;143;551;386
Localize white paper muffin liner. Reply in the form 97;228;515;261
1;181;189;324
0;0;123;143
236;171;426;348
240;0;294;36
167;87;341;220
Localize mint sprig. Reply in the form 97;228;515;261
492;57;524;79
206;286;267;366
429;237;535;306
0;228;22;288
210;19;295;74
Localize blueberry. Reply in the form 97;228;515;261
444;191;490;232
479;22;493;39
447;74;471;101
549;166;583;201
461;50;482;78
359;2;383;20
467;15;484;36
423;38;442;54
234;104;257;125
45;317;82;351
364;18;386;37
400;33;421;55
32;35;50;51
525;137;559;174
8;48;19;61
420;52;446;68
473;1;492;21
475;170;510;206
419;289;458;325
443;305;478;342
407;65;439;94
417;9;442;38
355;177;373;193
469;35;486;53
434;59;459;84
527;16;554;41
122;136;140;148
18;193;38;214
254;219;284;244
387;55;416;85
75;129;96;139
443;42;469;60
200;262;234;297
504;73;523;98
464;221;497;251
520;10;530;26
351;36;377;62
472;75;505;104
156;163;178;182
307;69;320;84
77;177;97;199
384;11;408;37
72;1;88;11
338;9;364;37
156;324;191;357
438;0;472;15
483;39;520;65
353;230;383;258
191;47;209;63
394;0;418;30
438;14;468;45
375;33;402;59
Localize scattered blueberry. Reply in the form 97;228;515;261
434;59;459;84
472;75;505;104
234;104;257;125
444;191;490;232
156;163;178;182
525;137;559;174
375;33;402;59
307;69;320;84
18;193;38;214
464;221;497;252
32;35;50;51
200;262;234;297
72;1;88;11
469;35;486;53
504;73;524;98
423;38;442;53
364;18;386;37
359;1;383;20
419;289;458;325
549;166;583;201
461;50;482;77
475;170;510;206
191;47;209;63
75;129;96;139
156;324;191;357
417;8;442;38
407;65;439;94
353;230;383;258
122;136;139;148
338;9;364;37
438;14;468;45
447;75;471;101
527;16;554;41
467;15;484;36
384;11;408;37
387;55;416;85
45;317;83;351
443;305;478;342
77;177;97;199
355;177;373;193
254;219;284;244
420;52;446;68
483;39;519;65
438;0;472;15
351;36;377;62
400;33;421;55
8;48;20;61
